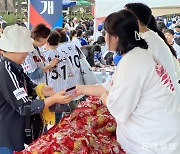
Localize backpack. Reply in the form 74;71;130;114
24;102;43;145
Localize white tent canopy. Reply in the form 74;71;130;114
95;0;180;18
93;0;180;40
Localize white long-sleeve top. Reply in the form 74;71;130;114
102;47;180;154
141;30;180;104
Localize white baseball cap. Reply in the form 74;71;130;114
0;24;34;53
73;17;77;21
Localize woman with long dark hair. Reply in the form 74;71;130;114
148;15;180;81
75;10;180;153
148;15;177;58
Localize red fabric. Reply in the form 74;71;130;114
15;96;126;154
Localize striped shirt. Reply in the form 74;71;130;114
44;42;84;95
23;47;47;85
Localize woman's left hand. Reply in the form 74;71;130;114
75;85;84;96
101;92;108;106
42;85;56;97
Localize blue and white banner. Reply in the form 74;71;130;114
29;0;62;29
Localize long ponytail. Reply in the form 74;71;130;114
148;15;177;58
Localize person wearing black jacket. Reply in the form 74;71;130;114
0;25;74;153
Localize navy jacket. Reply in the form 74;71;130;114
0;57;44;151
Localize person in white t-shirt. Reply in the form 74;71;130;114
22;17;28;28
64;22;71;32
147;15;180;87
73;17;78;29
125;3;180;104
69;30;82;49
164;29;180;62
75;10;180;154
46;29;84;122
43;31;61;91
23;24;59;85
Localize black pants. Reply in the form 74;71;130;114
55;96;86;124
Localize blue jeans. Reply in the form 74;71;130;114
27;68;44;80
0;147;14;154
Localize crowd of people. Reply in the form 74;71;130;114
156;15;180;62
0;2;180;154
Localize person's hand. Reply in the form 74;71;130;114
42;85;56;97
75;85;84;96
49;57;60;68
54;90;74;104
101;91;108;106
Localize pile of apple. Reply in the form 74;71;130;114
15;96;125;154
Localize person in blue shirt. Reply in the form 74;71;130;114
113;53;122;66
92;45;106;67
174;24;180;42
166;18;172;28
77;29;88;46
